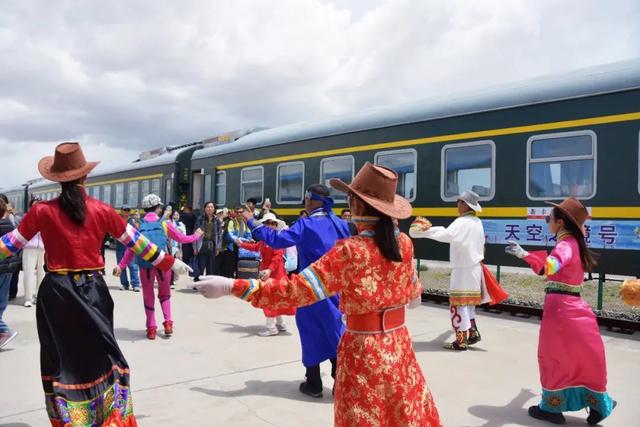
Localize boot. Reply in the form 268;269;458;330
468;320;481;345
300;365;323;398
528;405;565;425
443;330;468;351
163;320;173;336
146;327;157;340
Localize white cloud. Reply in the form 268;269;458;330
1;0;639;188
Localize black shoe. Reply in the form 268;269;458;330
587;400;617;426
528;405;565;424
443;340;468;351
467;326;481;345
299;382;322;398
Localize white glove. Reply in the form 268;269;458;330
195;276;234;299
505;240;529;259
408;295;422;309
171;258;193;275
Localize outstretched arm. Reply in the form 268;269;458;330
197;241;351;309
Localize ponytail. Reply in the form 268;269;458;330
374;215;402;262
59;180;86;226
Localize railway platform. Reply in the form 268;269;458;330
0;252;638;426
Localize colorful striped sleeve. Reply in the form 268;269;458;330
544;256;562;275
0;229;28;261
231;241;348;309
116;223;174;271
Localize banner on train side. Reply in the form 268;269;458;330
484;219;640;251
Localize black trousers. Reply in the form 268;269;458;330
196;251;217;279
305;358;337;393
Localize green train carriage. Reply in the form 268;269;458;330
28;144;199;211
191;59;640;277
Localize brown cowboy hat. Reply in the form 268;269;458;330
545;197;588;235
38;142;99;183
330;162;412;219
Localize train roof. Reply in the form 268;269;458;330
0;184;26;194
86;145;196;178
193;58;640;161
28;179;59;191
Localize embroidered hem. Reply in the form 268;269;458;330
449;291;482;306
540;386;615;416
45;381;136;427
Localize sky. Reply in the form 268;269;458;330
1;0;639;189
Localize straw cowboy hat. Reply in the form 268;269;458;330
330;162;412;219
545;197;589;235
259;212;286;231
38;142;99;183
457;190;482;212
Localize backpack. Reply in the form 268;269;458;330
135;218;168;269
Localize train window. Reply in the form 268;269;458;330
215;171;226;206
141;180;149;198
240;166;264;204
115;183;124;207
128;182;139;207
277;162;305;204
320;156;354;203
374;149;417;201
204;174;212;204
151;179;161;196
103;185;111;205
441;141;495;201
527;130;596;200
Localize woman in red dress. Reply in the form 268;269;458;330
197;162;442;427
0;143;190;426
236;212;296;336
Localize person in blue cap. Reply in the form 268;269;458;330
240;183;351;398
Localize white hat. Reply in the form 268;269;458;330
259;212;285;230
457;190;482;212
142;194;163;209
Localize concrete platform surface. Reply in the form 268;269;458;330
1;251;639;426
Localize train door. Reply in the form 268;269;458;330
192;171;204;210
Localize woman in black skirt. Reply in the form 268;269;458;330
0;142;190;426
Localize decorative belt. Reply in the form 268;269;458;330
346;306;405;334
545;281;581;296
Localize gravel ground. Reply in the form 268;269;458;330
419;266;640;321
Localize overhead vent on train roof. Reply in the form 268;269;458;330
137;146;168;161
200;126;269;147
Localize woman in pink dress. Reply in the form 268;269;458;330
506;197;616;425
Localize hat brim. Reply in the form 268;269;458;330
38;157;99;183
330;178;413;219
545;201;584;236
457;197;482;212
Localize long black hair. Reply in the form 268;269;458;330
357;197;402;262
59;179;86;225
553;207;597;272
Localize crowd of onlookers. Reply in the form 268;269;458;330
0;190;357;344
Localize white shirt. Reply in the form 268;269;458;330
410;214;485;268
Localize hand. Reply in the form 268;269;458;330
195;276;234;298
259;269;271;280
194;228;204;238
112;266;122;277
505;240;529;259
171;258;193;275
410;217;432;232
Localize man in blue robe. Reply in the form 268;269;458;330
242;184;351;398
